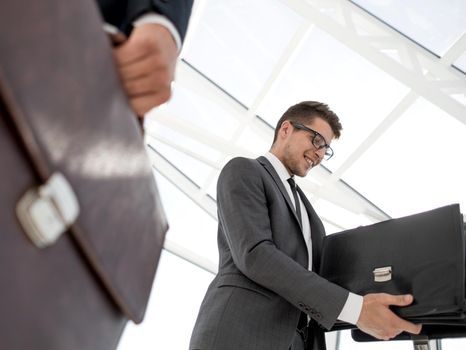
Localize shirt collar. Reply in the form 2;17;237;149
264;152;292;183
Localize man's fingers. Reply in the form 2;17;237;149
114;23;175;66
357;293;422;341
123;70;171;97
396;317;422;335
113;30;156;66
130;89;172;117
114;40;146;66
117;51;173;116
409;323;422;335
112;23;178;116
381;294;414;307
116;54;157;80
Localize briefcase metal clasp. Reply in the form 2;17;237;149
16;172;80;248
373;266;392;282
411;335;430;350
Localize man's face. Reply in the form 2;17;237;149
275;117;335;177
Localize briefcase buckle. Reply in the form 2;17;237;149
16;172;80;248
411;335;430;350
373;266;392;282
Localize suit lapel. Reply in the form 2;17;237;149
256;156;302;230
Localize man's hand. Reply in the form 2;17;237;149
356;293;422;340
114;23;177;117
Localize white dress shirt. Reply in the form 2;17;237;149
133;13;182;52
264;152;363;325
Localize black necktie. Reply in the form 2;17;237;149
287;177;302;227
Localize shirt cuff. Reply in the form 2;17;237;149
337;292;363;325
133;13;182;53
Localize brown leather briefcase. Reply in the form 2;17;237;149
0;0;168;349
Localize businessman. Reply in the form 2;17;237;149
190;101;421;349
97;0;193;116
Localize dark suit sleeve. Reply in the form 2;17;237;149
217;157;349;330
97;0;193;39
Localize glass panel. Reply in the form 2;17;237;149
117;250;214;350
149;84;242;140
454;51;466;74
343;97;466;218
449;52;466;106
312;198;375;233
149;137;217;189
182;0;304;106
256;27;409;172
205;169;221;200
146;120;224;166
236;125;272;158
155;170;219;266
351;0;466;56
442;338;466;349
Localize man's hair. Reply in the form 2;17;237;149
272;101;342;144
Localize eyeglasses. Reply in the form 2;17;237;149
289;121;334;160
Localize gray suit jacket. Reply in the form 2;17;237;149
190;156;349;350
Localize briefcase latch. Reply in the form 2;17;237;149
411;335;430;350
16;172;80;248
373;266;392;282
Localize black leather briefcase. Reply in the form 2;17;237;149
351;324;466;343
319;204;465;332
351;219;466;344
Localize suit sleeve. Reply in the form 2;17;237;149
97;0;193;40
217;157;349;330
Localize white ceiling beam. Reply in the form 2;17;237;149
147;147;218;220
147;109;257;160
441;32;466;67
163;239;217;275
145;133;222;170
248;21;315;117
299;174;389;222
280;0;466;125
